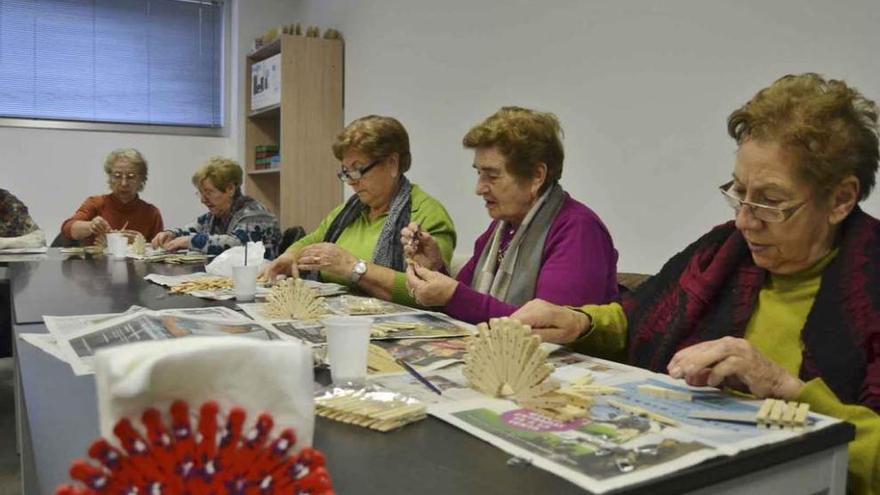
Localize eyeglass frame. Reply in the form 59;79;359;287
718;180;809;223
337;158;383;183
109;171;142;182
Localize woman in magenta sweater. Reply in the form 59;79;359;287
403;106;618;323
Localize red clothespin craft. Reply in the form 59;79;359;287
56;400;334;495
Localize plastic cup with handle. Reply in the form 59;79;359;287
106;233;127;259
232;265;259;301
322;316;373;387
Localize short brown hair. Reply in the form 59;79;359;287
728;73;879;201
463;106;564;192
192;157;243;193
331;115;412;173
104;148;148;192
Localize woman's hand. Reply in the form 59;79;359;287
72;216;111;240
260;251;300;281
151;231;176;249
405;263;458;306
163;235;192;252
295;243;357;279
667;337;805;399
401;222;444;271
511;299;592;344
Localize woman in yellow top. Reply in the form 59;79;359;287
513;73;880;493
263;115;456;304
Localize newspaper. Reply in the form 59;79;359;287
370;337;471;372
262;311;472;348
370;364;483;404
0;245;48;261
0;246;48;254
429;364;840;494
42;307;261;375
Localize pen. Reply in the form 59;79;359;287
396;358;442;395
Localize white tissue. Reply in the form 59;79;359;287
94;336;314;449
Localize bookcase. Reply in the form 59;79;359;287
244;35;344;231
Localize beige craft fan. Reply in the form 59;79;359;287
463;317;591;421
264;278;326;320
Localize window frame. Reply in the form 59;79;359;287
0;0;231;137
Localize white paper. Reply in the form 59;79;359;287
0;246;48;254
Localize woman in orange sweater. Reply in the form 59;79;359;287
61;149;164;245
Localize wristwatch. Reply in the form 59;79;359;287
350;259;368;284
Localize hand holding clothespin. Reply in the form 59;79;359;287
401;222;445;271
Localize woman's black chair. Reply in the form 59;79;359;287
278;226;306;255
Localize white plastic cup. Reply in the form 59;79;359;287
106;233;127;259
323;316;373;387
232;265;259;301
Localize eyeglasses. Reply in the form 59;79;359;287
719;180;807;223
195;188;223;199
337;158;382;183
110;172;140;182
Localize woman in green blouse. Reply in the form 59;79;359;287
262;115;456;305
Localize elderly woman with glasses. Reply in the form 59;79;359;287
512;74;880;492
61;148;164;245
262;115;456;304
151;157;281;258
401;106;619;324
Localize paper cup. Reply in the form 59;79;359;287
322;316;373;387
232;265;259;301
106;233;127;259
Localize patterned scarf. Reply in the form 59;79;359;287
323;176;412;271
623;207;880;413
471;184;566;305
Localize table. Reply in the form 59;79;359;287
9;250;234;324
10;256;855;494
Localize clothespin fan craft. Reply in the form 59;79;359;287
264;278;326;320
463;317;594;422
56;400;334;495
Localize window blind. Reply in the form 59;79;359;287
0;0;223;128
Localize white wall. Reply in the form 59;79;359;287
294;0;880;273
0;0;302;242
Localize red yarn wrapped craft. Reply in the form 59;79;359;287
56;400;333;495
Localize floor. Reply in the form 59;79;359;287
0;358;21;495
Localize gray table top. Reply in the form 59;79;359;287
11;256;855;494
8;250;234;324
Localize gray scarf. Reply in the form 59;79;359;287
471;183;566;305
322;176;413;271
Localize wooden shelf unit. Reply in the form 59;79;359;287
244;35;344;231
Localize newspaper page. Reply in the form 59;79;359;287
370;364;483;404
429;360;840;494
0;246;48;254
18;333;91;374
46;308;270;375
0;245;48;261
264;311;472;347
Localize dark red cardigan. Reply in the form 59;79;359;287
622;208;880;413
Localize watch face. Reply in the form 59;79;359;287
355;261;367;273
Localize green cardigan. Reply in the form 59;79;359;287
288;184;456;306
